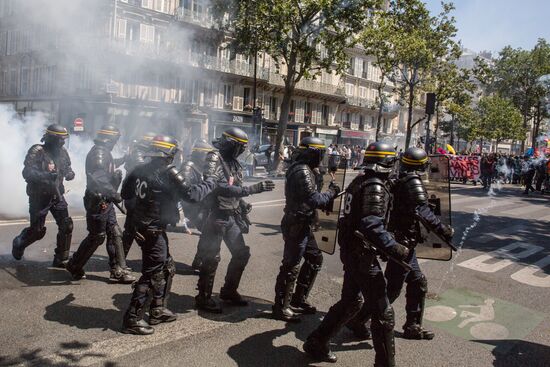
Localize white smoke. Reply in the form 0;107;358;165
0;104;92;219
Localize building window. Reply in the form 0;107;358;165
141;0;153;9
322;104;329;125
348;57;355;75
345;83;354;96
223;84;232;105
289;100;295;122
269;96;278;120
359;115;364;130
304;101;312;123
116;19;127;40
139;24;155;44
243;87;251;107
362;60;368;79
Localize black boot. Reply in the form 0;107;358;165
195;262;222;313
52;226;72;269
149;306;177;325
11;236;25;261
191;255;202;274
110;266;136;284
346;304;372;340
371;306;396;367
290;260;320;314
122;305;154;335
219;289;248;306
403;323;434;340
66;258;86;280
303;332;337;363
272;265;300;323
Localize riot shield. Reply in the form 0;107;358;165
315;158;347;255
416;155;454;261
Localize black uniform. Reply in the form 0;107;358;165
179;142;213;271
196;128;274;313
273;137;337;323
120;135;218;335
66;126;132;282
121;138;152;258
304;143;407;366
12;125;74;268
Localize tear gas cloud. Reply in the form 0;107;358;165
1;0;216;218
0;104;92;218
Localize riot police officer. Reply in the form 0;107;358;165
121;132;156;261
196;127;275;313
179;140;215;272
120;135;219;335
12;124;75;268
272;137;339;323
304;142;409;366
66;125;134;283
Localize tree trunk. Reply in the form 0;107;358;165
375;80;385;141
450;114;455;147
531;101;541;149
405;84;415;149
271;83;294;172
520;109;528;153
433;103;440;150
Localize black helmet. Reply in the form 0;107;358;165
148;135;179;158
296;136;326;168
191;140;214;165
400;147;429;172
137;131;157;149
95;124;121;149
42;124;69;149
363;141;397;172
213;127;249;159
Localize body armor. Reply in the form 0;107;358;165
85;144;119;198
203;151;244;211
284;163;318;218
23;144;73;197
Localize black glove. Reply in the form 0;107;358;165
47;171;58;182
248;180;275;194
113;169;123;188
388;242;410;261
440;224;454;242
65;170;75;181
241;201;252;214
107;192;123;204
328;182;341;196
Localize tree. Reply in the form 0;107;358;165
474;96;526;150
475;39;550;152
440;102;478;151
213;0;381;170
428;61;474;148
360;7;397;140
384;0;461;148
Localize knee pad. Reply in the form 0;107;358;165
308;252;323;268
61;217;73;234
379;305;395;331
151;269;167;289
91;232;107;246
408;275;428;298
165;257;176;278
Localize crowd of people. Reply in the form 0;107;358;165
478;152;550;194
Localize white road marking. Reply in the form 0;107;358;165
250;199;285;205
457;242;544;273
510;255;550;288
0;215;125;227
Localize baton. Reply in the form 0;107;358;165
354;230;413;271
415;213;458;251
113;201;127;215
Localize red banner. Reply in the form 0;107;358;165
449;155;480;181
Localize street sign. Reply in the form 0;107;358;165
73;117;84;132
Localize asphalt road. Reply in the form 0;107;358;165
0;178;549;367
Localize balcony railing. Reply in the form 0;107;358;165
174;7;215;28
347;96;376;108
382;103;401;114
268;73;345;96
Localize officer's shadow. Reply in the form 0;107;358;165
0;255;75;288
43;291;196;332
226;310;373;366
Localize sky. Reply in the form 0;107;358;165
424;0;550;54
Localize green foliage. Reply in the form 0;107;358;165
213;0;381;169
376;0;460;148
474;96;526;143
